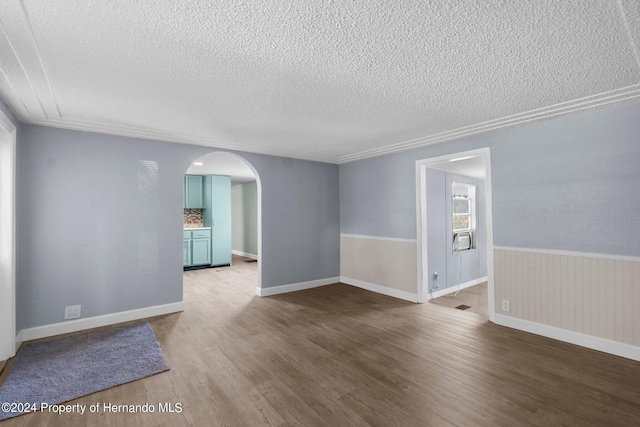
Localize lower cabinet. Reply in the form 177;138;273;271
183;229;211;267
183;237;191;267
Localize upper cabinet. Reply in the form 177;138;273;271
184;175;204;208
203;175;232;267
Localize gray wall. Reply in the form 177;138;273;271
231;181;258;257
16;125;340;329
340;101;640;258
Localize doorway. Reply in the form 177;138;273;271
0;110;17;360
183;152;262;291
416;148;495;321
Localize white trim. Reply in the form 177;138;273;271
232;249;258;260
340;276;418;303
0;109;17;360
427;276;487;300
494;314;640;362
34;117;338;164
257;277;339;297
340;233;417;243
493;245;640;263
339;84;640;163
14;330;23;354
18;302;184;343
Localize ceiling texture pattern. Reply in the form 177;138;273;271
1;0;639;164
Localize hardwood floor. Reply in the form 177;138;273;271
2;256;640;426
429;282;488;317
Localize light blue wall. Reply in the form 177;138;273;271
425;169;487;291
17;125;340;329
252;155;339;285
340;101;640;258
231;181;258;257
10;98;640;330
425;168;447;291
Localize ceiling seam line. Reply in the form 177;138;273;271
616;0;640;74
17;0;62;119
0;15;41;121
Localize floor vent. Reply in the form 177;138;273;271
245;259;258;263
455;304;471;311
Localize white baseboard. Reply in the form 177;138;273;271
232;250;258;260
494;314;640;362
257;277;339;297
340;276;418;303
14;329;23;355
18;302;184;344
428;276;487;300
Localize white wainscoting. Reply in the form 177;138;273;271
494;246;640;360
340;234;417;299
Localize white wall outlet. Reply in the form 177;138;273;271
501;299;510;312
64;305;82;320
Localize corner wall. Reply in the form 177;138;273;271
231;181;258;258
16;125;340;335
339;100;640;360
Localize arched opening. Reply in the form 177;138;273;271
182;151;262;292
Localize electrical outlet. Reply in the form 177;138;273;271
64;305;82;320
501;299;510;312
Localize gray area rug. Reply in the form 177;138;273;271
0;322;169;420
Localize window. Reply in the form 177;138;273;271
452;181;475;232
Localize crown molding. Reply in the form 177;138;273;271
13;84;640;166
337;84;640;164
30;117;340;164
20;84;640;166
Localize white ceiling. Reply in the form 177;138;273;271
1;1;639;164
185;152;256;185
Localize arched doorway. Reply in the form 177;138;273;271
182;152;262;291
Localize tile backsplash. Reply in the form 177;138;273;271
184;209;203;228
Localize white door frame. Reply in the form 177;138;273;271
0;110;17;360
415;147;495;322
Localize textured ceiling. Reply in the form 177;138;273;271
1;0;639;163
185;152;256;185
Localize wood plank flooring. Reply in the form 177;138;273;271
2;256;640;426
429;282;488;317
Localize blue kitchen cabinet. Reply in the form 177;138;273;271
203;175;232;267
184;175;204;208
191;230;212;266
183;234;191;267
183;229;211;267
